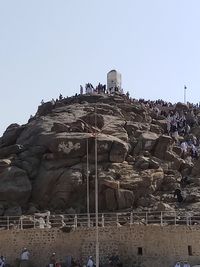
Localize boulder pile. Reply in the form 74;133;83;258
0;93;200;215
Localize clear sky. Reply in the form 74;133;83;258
0;0;200;136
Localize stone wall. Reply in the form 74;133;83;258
1;225;200;267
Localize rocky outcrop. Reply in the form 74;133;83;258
133;132;158;155
1;94;200;215
154;135;172;159
0;124;25;147
175;102;189;112
0;166;31;204
192;157;200;176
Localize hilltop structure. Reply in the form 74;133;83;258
107;69;123;94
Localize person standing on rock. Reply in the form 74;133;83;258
20;248;30;267
80;85;83;95
174;189;184;204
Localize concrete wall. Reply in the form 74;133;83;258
1;225;200;267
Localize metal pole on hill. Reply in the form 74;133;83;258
86;137;90;226
95;106;99;267
184;85;187;104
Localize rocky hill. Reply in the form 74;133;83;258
1;93;200;216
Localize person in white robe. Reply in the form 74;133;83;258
20;248;30;267
0;256;5;267
87;256;94;267
183;261;190;267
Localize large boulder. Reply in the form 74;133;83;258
133;132;159;155
100;179;119;190
192;158;200;176
164;151;184;170
124;122;141;136
69;121;86;132
80;113;104;129
4;205;22;216
36;101;54;116
124;169;164;200
16;118;55;146
155;202;174;212
152;119;167;132
160;175;179;191
105;188;117;211
0;144;25;159
135;156;150;170
191;126;200;139
45;133;128;163
1;124;25;147
154;135;172;159
109;139;129;163
32;165;83;209
0;166;31;205
48;133;88;159
51;122;70;133
116;189;134;210
135;156;160;170
175;102;189;112
150;124;164;134
104;188;134;211
172;146;182;157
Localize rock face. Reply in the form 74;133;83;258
134;132;158;155
1;94;200;215
154;135;172;159
0;166;31;204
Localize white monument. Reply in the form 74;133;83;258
107;69;122;94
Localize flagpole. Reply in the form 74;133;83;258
95;106;99;267
86;137;90;227
184;85;187;104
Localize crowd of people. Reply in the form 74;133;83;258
81;83;122;95
47;252;123;267
136;98;200;206
0;249;123;267
138;98;200;161
38;82;129;114
83;83;106;95
0;248;198;267
165;110;199;160
174;261;191;267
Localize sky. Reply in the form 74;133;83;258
0;0;200;136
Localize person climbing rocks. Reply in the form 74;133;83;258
174;189;184;203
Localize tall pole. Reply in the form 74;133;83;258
86;137;90;226
95;106;99;267
184;85;187;104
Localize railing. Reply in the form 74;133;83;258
0;211;199;230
